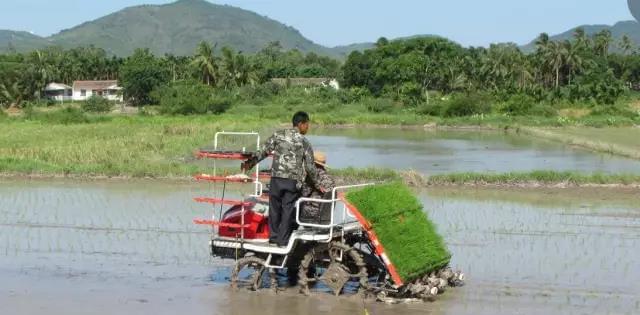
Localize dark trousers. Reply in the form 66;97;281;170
269;177;301;246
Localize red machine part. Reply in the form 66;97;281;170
194;201;270;240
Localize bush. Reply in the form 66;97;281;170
337;87;370;104
365;98;395;113
398;82;424;106
529;103;557;117
499;94;536;116
589;104;639;118
81;96;114;113
23;99;55;108
23;107;109;124
238;82;282;100
416;101;445;116
443;93;492;117
153;81;233;115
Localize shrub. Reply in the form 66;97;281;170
416;102;444;116
81;96;114;113
365;98;395;113
23;99;55;108
238;82;282;100
398;82;424;106
443;93;492;117
589;105;639;118
23;107;107;124
499;94;536;116
337;87;370;104
529;104;557;117
153;81;233;115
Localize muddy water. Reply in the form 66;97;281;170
308;128;640;174
1;179;639;314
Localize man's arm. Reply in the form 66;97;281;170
302;139;324;192
243;133;276;171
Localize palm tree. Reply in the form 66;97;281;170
572;28;590;51
534;33;550;54
563;41;583;85
191;41;218;86
594;30;612;58
547;41;567;89
0;80;26;109
619;35;634;55
28;50;57;97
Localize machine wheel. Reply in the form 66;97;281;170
230;256;274;291
298;241;368;296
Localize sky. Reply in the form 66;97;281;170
0;0;634;47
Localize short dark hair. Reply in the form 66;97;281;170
292;111;310;127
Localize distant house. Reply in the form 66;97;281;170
270;77;340;90
72;80;123;102
44;83;72;102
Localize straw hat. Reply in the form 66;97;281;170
314;151;328;168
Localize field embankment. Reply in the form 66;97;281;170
518;127;640;160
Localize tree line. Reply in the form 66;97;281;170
0;41;339;108
342;30;640;106
2;28;640;112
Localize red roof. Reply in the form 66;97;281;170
72;80;119;91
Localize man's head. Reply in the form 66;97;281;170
292;111;310;135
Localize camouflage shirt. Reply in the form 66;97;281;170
250;128;320;189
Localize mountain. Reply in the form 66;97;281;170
521;20;640;53
0;0;340;57
0;30;50;52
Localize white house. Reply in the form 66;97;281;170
44;83;72;102
72;80;123;102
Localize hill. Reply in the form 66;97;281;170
0;30;50;53
0;0;341;57
48;0;336;56
521;20;640;53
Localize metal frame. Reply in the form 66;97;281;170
213;131;263;197
294;183;375;244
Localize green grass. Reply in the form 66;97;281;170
345;182;451;282
0;114;274;177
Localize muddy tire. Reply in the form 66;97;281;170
298;241;368;296
230;256;268;291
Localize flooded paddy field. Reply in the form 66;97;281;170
1;179;639;314
309;128;640;174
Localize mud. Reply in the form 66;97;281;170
1;179;639;314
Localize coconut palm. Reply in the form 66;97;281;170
594;30;612;57
191;41;218;86
618;35;634;55
572;28;590;51
0;80;27;109
563;41;584;85
547;41;567;88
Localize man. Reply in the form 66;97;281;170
243;111;324;247
301;152;336;225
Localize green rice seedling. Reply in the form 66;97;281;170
345;182;451;282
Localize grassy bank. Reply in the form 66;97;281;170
518;127;640;160
0;115;275;177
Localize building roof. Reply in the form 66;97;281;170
44;82;72;91
270;77;331;86
72;80;120;91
